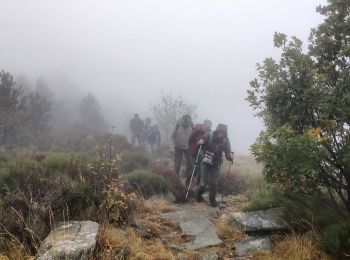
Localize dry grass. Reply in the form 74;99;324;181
143;198;178;214
255;234;331;260
216;218;245;243
97;223;175;260
0;247;29;260
126;228;175;260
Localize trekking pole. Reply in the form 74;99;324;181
226;161;233;179
185;145;202;199
222;157;233;204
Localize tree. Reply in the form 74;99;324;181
79;93;108;132
0;71;22;145
247;0;350;214
20;92;52;139
151;90;197;143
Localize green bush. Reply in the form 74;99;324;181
125;170;170;197
243;183;283;212
119;149;150;173
320;221;350;255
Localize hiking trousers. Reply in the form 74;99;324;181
174;147;192;181
199;162;220;199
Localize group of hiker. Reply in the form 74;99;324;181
172;114;233;207
129;113;161;154
130;113;233;207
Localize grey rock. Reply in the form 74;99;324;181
36;221;99;260
234;236;272;256
162;207;218;222
227;208;287;232
161;208;222;250
198;252;219;260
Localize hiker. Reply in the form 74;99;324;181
172;114;193;185
129;113;144;146
147;124;161;154
196;124;233;207
142;118;152;142
188;119;212;185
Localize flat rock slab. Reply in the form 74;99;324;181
234;236;272;256
226;208;287;232
161;208;222;250
162;207;218;222
37;221;99;260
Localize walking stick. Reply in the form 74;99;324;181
222;157;233;204
185;145;202;199
226;161;233;179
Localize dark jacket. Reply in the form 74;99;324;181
130;118;144;136
202;131;231;166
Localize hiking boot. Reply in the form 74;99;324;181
209;197;218;207
196;186;205;202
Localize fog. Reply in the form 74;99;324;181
0;0;326;153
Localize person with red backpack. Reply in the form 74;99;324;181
196;124;233;207
188;119;212;185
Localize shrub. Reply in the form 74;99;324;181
99;188;135;226
218;172;249;195
243;183;283;212
282;194;343;232
0;151;123;257
148;162;188;202
119;149;150;173
320;221;350;256
125;170;170;198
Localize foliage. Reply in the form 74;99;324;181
99;188;135;226
119;149;150;173
320;221;350;256
0;71;23;145
243;183;283;212
148;162;188;202
247;0;350;213
0;151;121;256
151;90;197;143
256;234;330;260
19;92;52;147
79;93;108;133
125;170;170;198
218;172;250;196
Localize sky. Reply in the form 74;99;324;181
0;0;327;153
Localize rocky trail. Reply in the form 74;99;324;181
35;170;289;260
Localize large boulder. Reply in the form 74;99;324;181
36;221;99;260
224;208;287;233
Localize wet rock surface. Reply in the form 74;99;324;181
225;208;287;232
234;235;272;256
161;206;222;250
36;221;99;260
